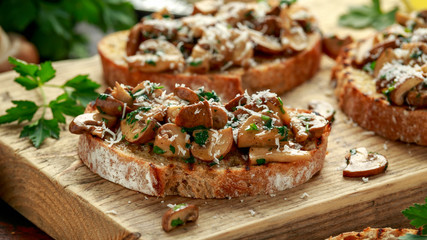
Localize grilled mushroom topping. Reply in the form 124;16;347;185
249;146;311;165
237;115;283;148
290;113;328;143
154;123;191;158
192;0;220;15
121;117;158;144
191;128;233;161
162;204;199;232
174;86;200;104
308;100;335;122
95;94;131;117
248;29;283;54
343;147;388;177
69;113;117;137
322;34;353;59
175;100;213;128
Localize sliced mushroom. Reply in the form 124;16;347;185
281;25;308;52
191;128;233;161
111;82;133;106
187;45;210;73
162;204;199;232
308;100;335;122
343;147;388;177
253;15;280;36
224;95;247;112
166;105;183;123
237;115;284;148
120;118;158;144
211;105;228;129
248;146;311;165
95;94;131;117
322;34;354;59
373;48;399;77
69;113;117;137
248;29;283;54
126;23;144;56
265;97;291;125
174;86;200;104
175;101;213;128
389;76;424;105
290;113;328;143
181;14;218;38
192;0;220;15
406;89;427;107
154;123;191;158
126;39;184;73
230;30;254;67
354;37;375;66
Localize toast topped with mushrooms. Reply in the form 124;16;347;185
332;10;427;146
98;0;322;101
70;81;331;198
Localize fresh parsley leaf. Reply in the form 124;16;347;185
8;57;38;77
184;156;195;164
14;76;39;90
0;101;39;124
197;89;220;102
171;218;184;227
20;118;60;148
49;94;84;123
190;60;202;66
402;197;427;235
172;204;187;211
153;146;166;154
246;123;259;131
398;235;427;240
37;61;56;83
63;75;100;106
280;0;297;6
339;0;398;30
277;126;288;141
350;149;357;155
181;125;207;133
256;158;266;165
169;145;176;154
194;130;209;146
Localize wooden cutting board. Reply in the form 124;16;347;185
1;0;426;239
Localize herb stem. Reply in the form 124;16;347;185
38;84;48;119
44;84;64;89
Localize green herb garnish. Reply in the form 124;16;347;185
185;143;191;148
256;158;266;165
98;93;109;100
382;84;396;102
197;88;220;102
246;123;259;131
181;125;207;134
0;57;99;148
280;0;297;6
153;146;166;154
410;50;423;59
169;145;176;154
350;149;357;155
277;97;285;114
338;0;398;30
190;60;202;67
171;218;184;227
146;60;156;66
184;156;195;164
363;61;376;72
172;204;187;211
194;130;209;146
277;126;288;141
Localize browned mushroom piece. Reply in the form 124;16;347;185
395;11;412;27
248;29;283;54
395;11;427;28
187;45;211;73
126;39;184;73
281;25;308;52
353;37;376;66
162;204;199;232
166;105;183;123
230;30;254;67
368;39;398;60
192;0;220;15
237;115;284;148
224;95;247;112
343;147;388;177
290;113;328;143
215;2;251;26
69;113;117;137
253;16;280;36
389;76;424;105
406;89;427;107
265;97;291;125
307;100;335;122
210;105;228;129
120;117;158;144
174;86;200;104
154;123;191;158
373;48;399;77
322;34;354;59
181;14;218;38
111;82;133;106
191;128;233;161
126;23;144;56
175;101;213;128
248;146;311;165
95;94;131;117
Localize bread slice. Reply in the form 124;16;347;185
77;110;330;199
327;227;422;240
332;25;427;146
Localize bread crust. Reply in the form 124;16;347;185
327;227;422;240
78;114;330;199
333;46;427;146
98;31;322;101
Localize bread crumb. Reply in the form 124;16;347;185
128;201;131;204
249;209;256;216
270;194;276;197
383;141;388;151
284;197;287;200
213;215;217;219
362;177;369;183
106;210;118;215
240;199;244;203
361;131;375;136
300;192;309;199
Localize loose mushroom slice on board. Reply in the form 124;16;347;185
69;113;117;138
389;76;423;105
308;100;335;122
191;128;233;161
120;118;158;144
126;39;184;73
175;101;213;128
162;204;199;232
237;115;284;148
290;112;328;143
249;146;311;165
343;147;388;177
154;123;191;158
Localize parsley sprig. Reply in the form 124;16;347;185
399;197;427;239
0;57;100;148
339;0;398;30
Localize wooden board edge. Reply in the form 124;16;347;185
0;141;140;240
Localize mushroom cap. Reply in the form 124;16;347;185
162;204;199;232
343;147;388;178
307;100;335;122
154;123;191;158
191;128;233;161
120;118;158;144
175;100;213;128
237;115;283;148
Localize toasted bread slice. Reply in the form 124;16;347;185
327;227;422;240
332;23;427;146
98;30;321;101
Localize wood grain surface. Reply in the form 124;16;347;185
0;0;426;239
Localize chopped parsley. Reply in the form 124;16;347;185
98;93;109;100
305;123;310;133
209;161;218;166
410;49;423;59
126;107;151;124
280;0;297;6
197;88;220;102
171;218;184;227
153;146;166;154
350;149;357;155
184;156;195;164
246;123;259;131
363;61;376;72
190;60;202;67
256;158;266;165
172;204;187;211
194;130;209;146
169;145;176;154
145;60;156;66
262;116;273;130
181;125;207;133
133;133;139;139
277;97;285;113
276;126;288;141
185;143;191;148
118;106;122;112
382;84;396;102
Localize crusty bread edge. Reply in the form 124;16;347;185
78;125;330;199
97;31;322;101
327;227;422;240
333;48;427;146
